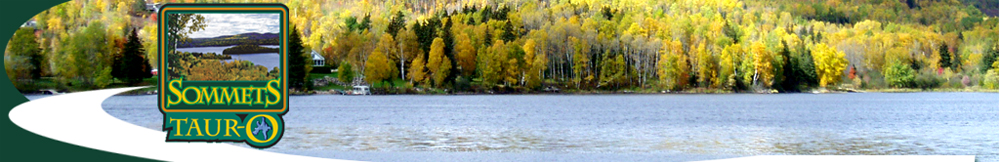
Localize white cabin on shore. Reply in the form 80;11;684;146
311;51;325;66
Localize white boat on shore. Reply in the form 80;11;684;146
345;85;371;95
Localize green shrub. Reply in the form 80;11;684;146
913;72;942;90
884;61;915;88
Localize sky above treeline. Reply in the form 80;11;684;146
187;13;280;38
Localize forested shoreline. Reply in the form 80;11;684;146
4;0;999;94
222;44;280;54
288;0;999;94
176;32;279;48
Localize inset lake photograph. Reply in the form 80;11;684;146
167;13;281;81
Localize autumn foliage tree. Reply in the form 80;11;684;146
455;32;477;76
364;45;397;85
396;27;420;80
409;50;427;85
570;36;591;89
427;37;452;87
812;43;848;87
480;40;507;86
719;44;743;90
750;41;775;89
658;40;690;90
694;41;718;88
522;39;547;89
11;0;999;94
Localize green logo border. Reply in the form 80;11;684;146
156;3;290;148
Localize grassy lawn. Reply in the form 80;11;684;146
309;72;338;81
371;79;409;88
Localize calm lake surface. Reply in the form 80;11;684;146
175;45;280;69
95;93;999;161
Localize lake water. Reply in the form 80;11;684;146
94;93;999;161
175;45;280;69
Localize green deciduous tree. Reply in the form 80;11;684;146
5;28;42;90
338;61;355;84
9;28;43;79
983;62;998;89
165;14;206;51
503;42;522;86
480;40;506;86
884;61;916;88
599;53;626;89
59;21;114;89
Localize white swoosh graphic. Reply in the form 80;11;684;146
9;86;353;162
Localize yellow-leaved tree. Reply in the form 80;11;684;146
658;39;690;90
570;36;591;88
751;41;774;88
523;39;548;89
719;44;743;89
426;38;452;87
409;51;427;85
364;42;398;85
812;43;848;87
455;33;477;76
694;41;718;88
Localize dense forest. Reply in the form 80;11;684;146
176;32;279;48
4;0;999;93
287;0;1000;93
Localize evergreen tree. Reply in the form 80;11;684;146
441;17;456;84
938;43;951;69
112;28;152;85
359;14;372;31
981;41;998;73
387;11;406;37
501;20;516;42
288;25;312;91
778;41;798;92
